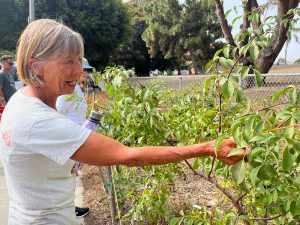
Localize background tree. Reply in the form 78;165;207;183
180;0;223;73
112;0;151;75
142;0;223;74
214;0;300;73
0;0;131;70
0;0;28;52
113;0;182;75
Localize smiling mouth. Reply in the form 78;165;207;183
66;81;77;87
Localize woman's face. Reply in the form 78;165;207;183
40;54;83;97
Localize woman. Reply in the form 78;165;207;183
0;19;246;224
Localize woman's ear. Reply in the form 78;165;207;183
28;58;43;78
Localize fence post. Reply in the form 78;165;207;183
106;166;117;224
239;74;243;90
179;77;183;89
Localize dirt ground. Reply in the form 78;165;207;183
81;163;231;225
268;64;300;73
81;65;300;225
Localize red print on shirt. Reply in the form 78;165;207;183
2;130;12;147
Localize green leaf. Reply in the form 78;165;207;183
222;80;235;99
290;197;300;216
227;148;245;157
289;88;297;104
257;163;277;180
192;158;201;170
283;199;291;212
249;45;259;61
231;47;237;59
203;76;216;94
116;165;122;173
239;45;249;56
225;9;232;18
250;147;265;158
283;117;295;138
205;60;215;73
255;121;264;133
294;111;300;121
232;160;246;185
240;67;250;79
231;120;242;145
272;85;295;103
232;15;243;26
250;136;266;142
286;138;300;152
236;89;244;103
276;110;292;120
242;129;251;143
219;57;234;68
250;165;261;186
223;45;230;58
170;217;183;225
282;147;294;173
239;179;249;192
246;115;255;134
214;49;224;58
230;76;239;83
214;134;227;156
254;70;263;86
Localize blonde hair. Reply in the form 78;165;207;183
17;19;84;86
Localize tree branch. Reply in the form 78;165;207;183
243;0;252;30
215;0;235;46
256;0;300;72
250;0;261;30
250;214;281;221
184;160;250;224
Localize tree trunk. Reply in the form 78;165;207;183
215;0;235;46
189;50;199;75
256;0;299;73
215;0;300;73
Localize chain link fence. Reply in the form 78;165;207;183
132;74;300;102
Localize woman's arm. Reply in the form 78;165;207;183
70;132;245;166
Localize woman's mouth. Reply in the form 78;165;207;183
66;81;77;87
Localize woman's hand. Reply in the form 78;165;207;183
213;139;250;165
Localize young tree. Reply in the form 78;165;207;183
215;0;300;73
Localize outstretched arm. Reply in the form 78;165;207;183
71;132;246;167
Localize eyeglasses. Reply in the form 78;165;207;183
5;62;14;66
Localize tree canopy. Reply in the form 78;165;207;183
0;0;131;70
141;0;223;74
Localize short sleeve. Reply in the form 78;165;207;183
0;73;5;86
26;115;91;165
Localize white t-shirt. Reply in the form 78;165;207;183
56;84;87;125
0;89;91;225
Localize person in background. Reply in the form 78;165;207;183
0;55;17;105
56;72;90;218
0;19;248;224
81;58;96;93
